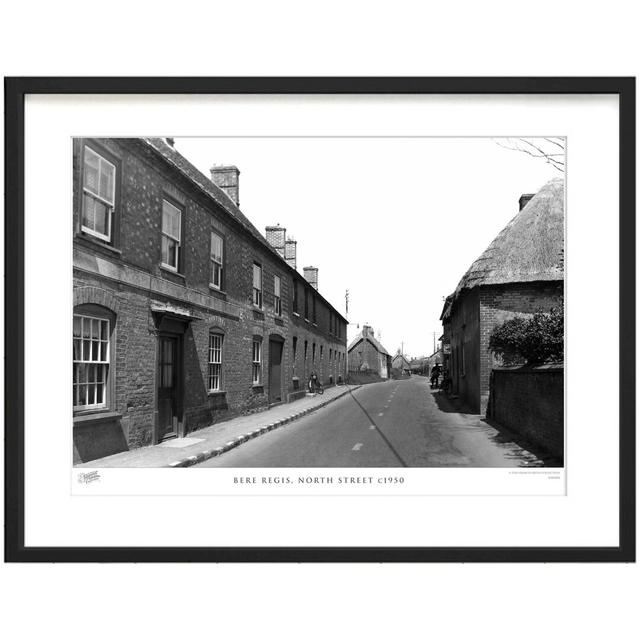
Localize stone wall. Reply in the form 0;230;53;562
487;365;564;460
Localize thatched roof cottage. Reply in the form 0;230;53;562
440;177;564;413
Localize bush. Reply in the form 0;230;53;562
489;305;563;365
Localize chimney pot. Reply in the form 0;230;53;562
285;237;297;270
265;225;286;257
303;266;319;290
519;193;534;211
210;165;240;206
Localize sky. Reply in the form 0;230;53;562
174;137;560;360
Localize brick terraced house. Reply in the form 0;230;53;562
440;178;564;414
73;138;347;463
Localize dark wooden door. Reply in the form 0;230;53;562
269;339;283;404
158;335;180;440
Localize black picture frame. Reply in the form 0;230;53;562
4;77;635;563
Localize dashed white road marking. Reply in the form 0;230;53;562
369;425;376;430
352;443;363;451
378;412;384;416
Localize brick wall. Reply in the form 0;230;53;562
479;281;563;413
447;281;563;414
289;313;347;390
487;365;564;460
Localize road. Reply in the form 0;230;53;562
197;376;543;468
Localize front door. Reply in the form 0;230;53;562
268;338;283;404
158;334;180;441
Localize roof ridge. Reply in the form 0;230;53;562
450;176;564;301
141;138;348;322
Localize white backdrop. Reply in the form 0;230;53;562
2;2;638;640
25;93;616;548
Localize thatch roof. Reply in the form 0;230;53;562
440;294;454;322
452;177;564;300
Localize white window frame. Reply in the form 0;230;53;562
274;274;282;316
252;339;262;385
253;263;263;308
161;199;182;272
73;313;110;410
208;333;223;391
210;231;224;290
81;145;116;242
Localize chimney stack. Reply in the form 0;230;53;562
265;225;286;257
285;237;297;270
210;165;240;206
362;324;373;337
303;266;319;290
519;193;534;211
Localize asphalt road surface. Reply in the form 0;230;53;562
197;376;543;468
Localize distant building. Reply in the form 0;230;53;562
391;353;412;376
409;357;429;375
441;178;564;413
347;325;391;378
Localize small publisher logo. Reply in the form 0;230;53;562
77;470;101;484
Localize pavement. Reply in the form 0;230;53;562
77;384;360;468
197;376;546;468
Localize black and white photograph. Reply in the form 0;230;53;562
2;3;638;639
72;135;565;471
6;77;632;564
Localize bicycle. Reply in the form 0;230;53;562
308;373;324;395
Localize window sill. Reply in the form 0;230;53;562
208;390;226;396
160;265;185;279
73;410;122;427
252;384;264;390
304;318;310;324
75;232;122;255
293;312;300;317
209;285;227;299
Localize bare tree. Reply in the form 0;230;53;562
493;137;565;173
